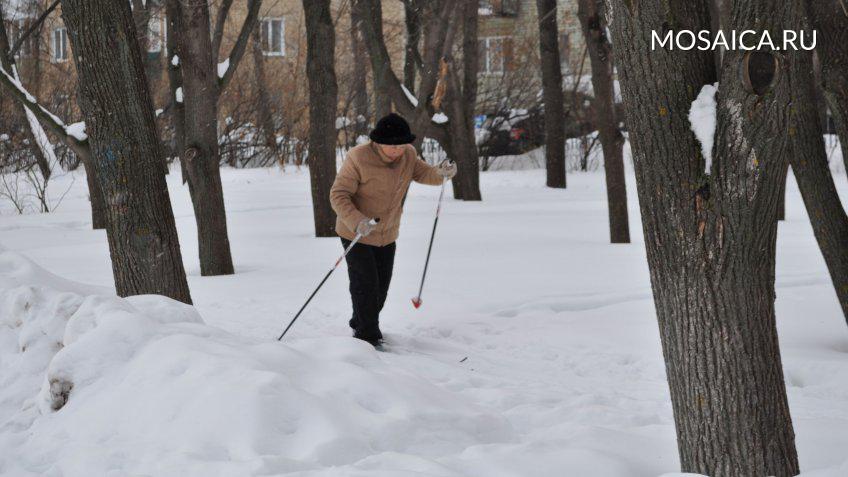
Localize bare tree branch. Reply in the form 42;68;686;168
402;0;422;93
353;0;453;120
0;66;90;160
0;4;52;179
9;0;60;58
218;0;263;92
211;0;234;58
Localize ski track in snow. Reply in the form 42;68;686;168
0;163;846;476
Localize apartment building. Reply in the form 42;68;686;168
3;0;585;143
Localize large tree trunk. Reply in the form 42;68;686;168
131;0;167;176
302;0;338;237
535;0;566;189
606;0;799;474
786;41;848;324
171;0;235;276
131;0;154;96
165;2;186;177
59;0;191;303
447;0;481;201
810;0;848;182
251;25;282;167
82;160;107;229
706;0;726;73
577;0;629;243
776;163;789;221
811;55;831;141
403;1;421;95
350;7;370;139
365;0;392;119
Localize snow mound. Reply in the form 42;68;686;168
0;250;513;476
0;250;106;296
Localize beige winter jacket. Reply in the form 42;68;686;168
330;141;444;246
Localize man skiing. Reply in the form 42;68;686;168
330;113;457;348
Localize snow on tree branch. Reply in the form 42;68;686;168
0;64;90;158
217;0;262;92
401;84;419;107
217;58;229;79
9;0;60;57
211;0;235;57
66;122;88;141
11;66;59;168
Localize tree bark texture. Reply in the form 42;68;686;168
403;1;421;95
605;0;799;474
776;163;789;221
577;0;630;243
251;25;282;166
350;7;370;139
809;0;848;182
447;0;481;201
303;0;339;237
785;38;848;324
165;3;186;172
171;0;235;276
536;0;567;189
59;0;192;303
82;160;107;230
365;0;392;119
131;0;161;103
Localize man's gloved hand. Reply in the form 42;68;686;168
437;160;457;179
356;218;377;237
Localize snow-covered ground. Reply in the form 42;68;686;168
1;158;847;476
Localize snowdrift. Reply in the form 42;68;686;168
1;232;846;476
0;248;513;476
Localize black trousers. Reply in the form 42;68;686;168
341;238;396;342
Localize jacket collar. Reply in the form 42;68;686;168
369;141;402;167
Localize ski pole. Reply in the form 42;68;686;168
412;173;448;309
278;218;379;340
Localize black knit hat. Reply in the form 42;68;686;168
369;113;416;145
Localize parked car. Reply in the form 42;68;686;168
476;91;611;158
476;108;545;157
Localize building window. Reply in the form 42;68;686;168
478;36;510;74
52;27;68;62
260;18;285;56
